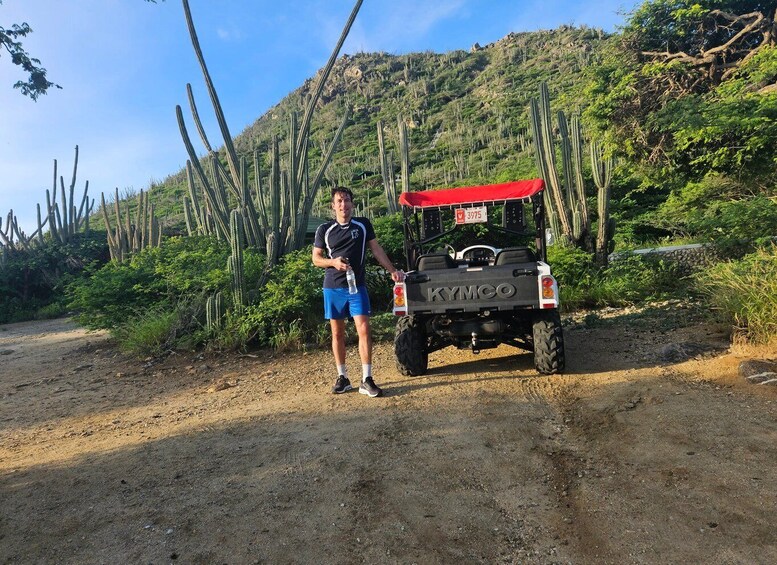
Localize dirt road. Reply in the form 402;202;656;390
1;311;775;564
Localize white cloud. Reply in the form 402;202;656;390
216;26;244;42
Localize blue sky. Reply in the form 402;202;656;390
1;0;639;234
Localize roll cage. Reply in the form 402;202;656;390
398;179;547;271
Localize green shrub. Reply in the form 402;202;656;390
695;197;777;247
696;245;777;344
113;308;179;356
547;245;596;286
112;299;205;355
653;175;777;245
0;232;108;324
203;248;323;350
547;245;689;309
269;319;305;353
546;245;596;309
588;254;688;307
371;213;405;266
67;258;163;330
68;236;234;330
204;245;398;351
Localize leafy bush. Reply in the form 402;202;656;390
654;175;777;245
696;245;777;344
0;232;108;324
112;298;204;356
68;236;235;330
588;254;689;307
234;248;325;347
547;244;689;309
370;213;405;266
114;308;179;356
546;245;596;309
695;197;777;247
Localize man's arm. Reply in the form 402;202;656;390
367;239;405;282
312;246;349;271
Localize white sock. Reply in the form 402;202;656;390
337;364;347;378
362;364;372;382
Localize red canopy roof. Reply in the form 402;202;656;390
398;179;545;209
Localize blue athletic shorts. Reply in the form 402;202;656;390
323;287;371;319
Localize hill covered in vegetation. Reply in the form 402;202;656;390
3;0;776;349
151;25;610;228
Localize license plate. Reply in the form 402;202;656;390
455;206;487;224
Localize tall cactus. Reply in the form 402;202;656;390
591;140;614;266
0;146;94;252
228;209;246;310
376;119;401;213
206;291;224;332
177;0;360;268
398;116;411;194
100;188;162;262
529;82;612;253
529;84;574;245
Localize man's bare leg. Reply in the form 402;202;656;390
354;315;382;397
353;315;372;367
330;318;347;366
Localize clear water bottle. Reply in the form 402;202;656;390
346;265;357;294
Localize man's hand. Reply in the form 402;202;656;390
332;256;349;271
312;247;349;271
391;270;406;283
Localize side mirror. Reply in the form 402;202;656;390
503;202;525;232
422;209;442;239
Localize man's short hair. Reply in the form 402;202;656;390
331;186;354;202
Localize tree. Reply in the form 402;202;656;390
584;0;777;179
0;0;161;100
0;10;59;100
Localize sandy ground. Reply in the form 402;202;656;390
1;311;776;564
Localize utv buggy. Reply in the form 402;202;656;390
391;179;565;375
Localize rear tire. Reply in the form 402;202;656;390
394;315;428;376
532;310;565;375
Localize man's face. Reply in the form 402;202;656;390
332;191;353;222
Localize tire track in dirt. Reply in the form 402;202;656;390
3;317;776;564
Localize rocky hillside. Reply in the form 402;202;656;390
149;25;608;224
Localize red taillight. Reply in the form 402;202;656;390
541;276;556;299
393;284;406;307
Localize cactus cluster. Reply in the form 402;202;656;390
177;0;359;271
529;81;614;263
0;146;95;253
100;187;162;262
376;115;412;212
206;291;224;332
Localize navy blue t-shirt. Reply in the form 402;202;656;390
314;217;376;289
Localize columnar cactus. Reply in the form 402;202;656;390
591;140;614;266
398;116;411;193
206;291;224;332
1;146;94;253
177;0;359;269
376;119;400;213
228;209;245;310
529;83;574;245
529;81;612;254
100;187;162;262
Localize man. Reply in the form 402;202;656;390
312;186;405;397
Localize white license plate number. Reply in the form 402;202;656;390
455;206;487;224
